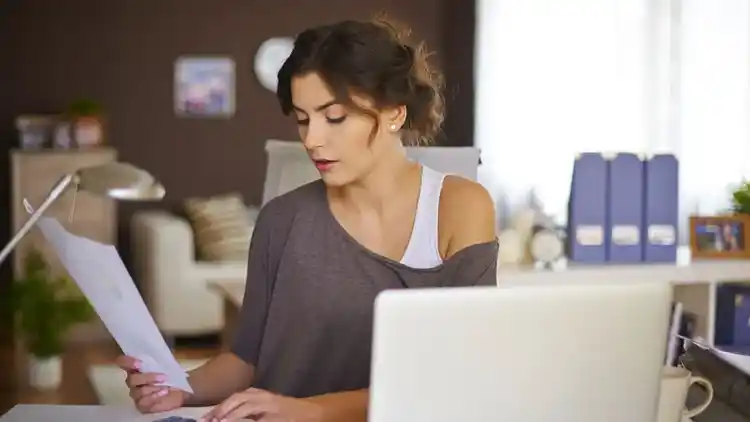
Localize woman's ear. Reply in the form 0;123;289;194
384;105;407;131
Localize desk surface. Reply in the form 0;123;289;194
206;279;244;307
0;404;211;421
0;404;695;421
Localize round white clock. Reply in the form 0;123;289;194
254;37;295;92
530;229;564;263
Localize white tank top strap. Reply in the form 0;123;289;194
400;165;446;269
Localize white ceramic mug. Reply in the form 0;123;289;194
657;366;714;422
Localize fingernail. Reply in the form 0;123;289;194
156;389;168;397
155;374;166;382
133;360;141;370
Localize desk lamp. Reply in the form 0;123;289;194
0;162;165;265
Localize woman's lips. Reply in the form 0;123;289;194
313;159;337;172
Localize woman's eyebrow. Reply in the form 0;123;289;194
292;100;336;112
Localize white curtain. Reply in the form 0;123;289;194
475;0;750;243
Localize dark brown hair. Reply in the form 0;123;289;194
276;16;445;146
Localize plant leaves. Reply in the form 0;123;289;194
1;249;94;357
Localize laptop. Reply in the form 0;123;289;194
368;282;672;422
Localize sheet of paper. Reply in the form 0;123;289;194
712;348;750;375
24;199;193;393
677;334;750;377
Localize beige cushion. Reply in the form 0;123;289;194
184;193;253;262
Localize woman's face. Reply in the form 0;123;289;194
290;72;401;187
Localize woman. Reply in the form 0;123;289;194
118;16;498;422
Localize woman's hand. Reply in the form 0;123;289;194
116;355;188;413
200;388;323;422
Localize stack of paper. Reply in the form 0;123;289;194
24;199;193;393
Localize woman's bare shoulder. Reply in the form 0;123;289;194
438;175;497;258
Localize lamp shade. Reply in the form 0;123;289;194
76;162;165;201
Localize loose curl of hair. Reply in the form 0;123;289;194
276;15;445;146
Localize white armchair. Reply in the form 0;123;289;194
130;211;248;337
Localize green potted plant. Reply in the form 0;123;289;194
66;98;105;148
731;180;750;215
2;249;95;390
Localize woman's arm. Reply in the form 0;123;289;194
184;353;255;406
304;389;369;422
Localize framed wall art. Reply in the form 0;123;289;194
174;56;235;118
689;215;750;260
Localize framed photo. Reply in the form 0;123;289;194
174;56;235;118
689;215;750;259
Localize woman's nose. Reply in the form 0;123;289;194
301;124;326;150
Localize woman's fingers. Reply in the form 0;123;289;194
130;385;161;400
126;371;167;388
201;389;269;422
115;355;141;372
221;402;268;422
137;387;171;410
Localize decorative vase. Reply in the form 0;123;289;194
72;116;103;148
28;355;62;390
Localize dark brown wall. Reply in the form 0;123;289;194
0;0;475;290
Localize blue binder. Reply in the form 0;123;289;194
714;284;750;347
643;154;679;262
568;153;607;263
606;153;645;263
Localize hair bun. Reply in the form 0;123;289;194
276;16;446;145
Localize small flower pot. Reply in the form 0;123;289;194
71;115;104;148
28;355;62;390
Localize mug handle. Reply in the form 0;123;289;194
683;375;714;418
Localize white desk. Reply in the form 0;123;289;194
0;404;211;421
0;404;695;421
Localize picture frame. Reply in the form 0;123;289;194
689;215;750;259
174;56;235;118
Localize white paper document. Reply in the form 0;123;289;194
712;348;750;376
678;334;750;377
24;199;193;393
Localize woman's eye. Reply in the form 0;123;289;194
327;116;346;124
296;119;310;126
